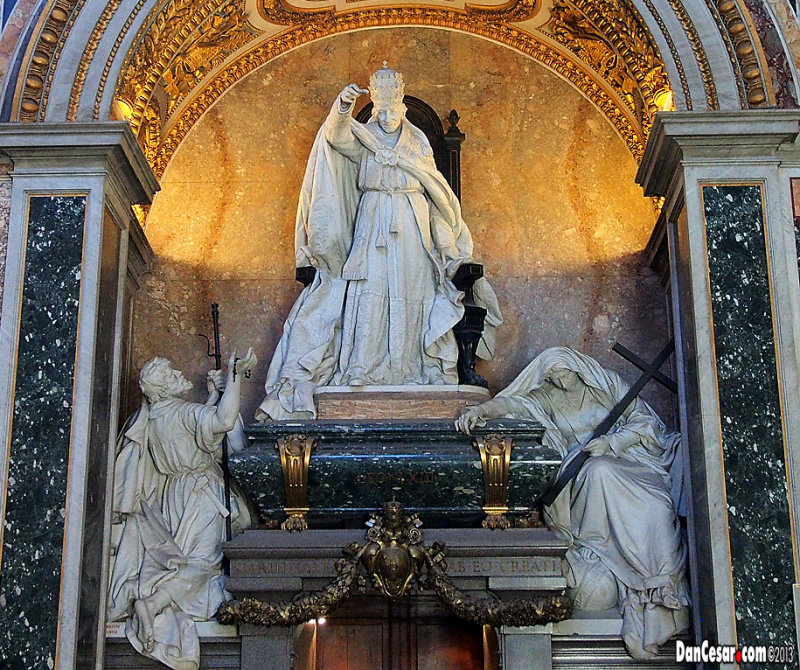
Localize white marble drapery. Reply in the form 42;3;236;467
458;347;689;658
108;400;250;670
257;100;501;420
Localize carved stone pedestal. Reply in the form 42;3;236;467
223;527;569;670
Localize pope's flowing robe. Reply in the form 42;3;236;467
485;347;689;658
107;399;250;670
257;103;501;420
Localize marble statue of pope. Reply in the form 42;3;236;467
257;63;501;421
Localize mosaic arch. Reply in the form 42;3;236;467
1;0;795;178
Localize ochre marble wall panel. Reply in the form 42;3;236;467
134;28;671;422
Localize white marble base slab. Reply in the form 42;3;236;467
106;620;239;638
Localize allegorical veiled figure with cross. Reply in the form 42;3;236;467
456;346;690;659
257;63;502;421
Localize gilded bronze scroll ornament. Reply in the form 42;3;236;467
473;435;513;529
276;434;317;530
216;502;573;626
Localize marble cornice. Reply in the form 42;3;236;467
0;121;157;287
637;110;800;197
0;122;159;205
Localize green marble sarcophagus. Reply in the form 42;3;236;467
231;419;558;528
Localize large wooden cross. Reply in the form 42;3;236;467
534;339;676;508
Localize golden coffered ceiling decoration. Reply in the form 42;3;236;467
108;0;683;177
4;0;766;176
13;0;779;172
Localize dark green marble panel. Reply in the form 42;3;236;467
233;419;558;528
703;184;796;661
0;195;85;670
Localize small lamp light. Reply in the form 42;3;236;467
113;98;134;121
654;88;674;112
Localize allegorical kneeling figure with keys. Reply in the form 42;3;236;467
107;349;256;670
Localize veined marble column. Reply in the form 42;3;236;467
0;123;156;670
638;111;800;666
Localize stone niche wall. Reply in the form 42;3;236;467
132;27;672;422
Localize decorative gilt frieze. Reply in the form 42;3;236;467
160;1;259;115
117;0;242;133
109;0;691;176
130;12;644;179
257;0;335;25
544;0;670;134
464;0;538;22
255;0;536;25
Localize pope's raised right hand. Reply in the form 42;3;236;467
339;83;368;109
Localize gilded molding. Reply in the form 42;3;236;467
720;0;768;106
255;0;537;25
93;0;150;120
704;0;748;105
143;12;644;178
658;0;717;110
706;0;767;106
68;0;126;121
17;0;84;121
639;0;694;110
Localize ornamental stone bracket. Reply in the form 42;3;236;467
275;434;317;531
473;434;514;529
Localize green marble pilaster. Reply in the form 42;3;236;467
637;111;800;664
0;124;157;670
0;195;86;670
702;184;795;655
